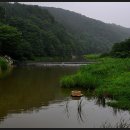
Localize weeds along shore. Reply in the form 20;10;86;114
0;56;13;77
60;56;130;110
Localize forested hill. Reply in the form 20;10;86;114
0;2;78;60
0;3;130;61
44;7;130;53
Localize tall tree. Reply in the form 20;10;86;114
0;25;22;59
0;6;6;22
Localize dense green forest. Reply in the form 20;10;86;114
45;7;130;53
0;2;130;61
0;2;78;60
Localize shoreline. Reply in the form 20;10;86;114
20;61;96;67
60;57;130;110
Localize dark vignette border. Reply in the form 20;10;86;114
1;0;130;2
0;0;130;130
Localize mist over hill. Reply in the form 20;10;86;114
0;2;130;60
44;7;130;53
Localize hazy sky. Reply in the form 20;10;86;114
20;2;130;28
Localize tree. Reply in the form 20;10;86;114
0;25;23;59
0;6;6;22
110;38;130;58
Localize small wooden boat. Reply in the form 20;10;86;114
71;90;83;97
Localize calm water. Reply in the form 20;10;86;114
0;66;130;128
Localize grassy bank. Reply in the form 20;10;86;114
83;54;101;61
60;57;130;110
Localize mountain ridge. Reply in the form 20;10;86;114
43;6;130;53
0;2;130;60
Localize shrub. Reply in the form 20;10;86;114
0;57;8;71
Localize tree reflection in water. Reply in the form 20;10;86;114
64;97;87;124
64;98;70;118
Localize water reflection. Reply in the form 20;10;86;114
0;66;130;128
0;66;78;122
77;98;87;123
64;97;87;124
0;67;13;79
64;98;70;119
96;97;106;107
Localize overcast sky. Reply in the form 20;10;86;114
19;2;130;28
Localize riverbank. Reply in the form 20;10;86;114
25;61;95;67
18;55;94;67
60;57;130;110
0;57;8;72
0;56;13;78
31;56;88;62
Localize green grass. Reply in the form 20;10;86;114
60;57;130;110
83;54;101;60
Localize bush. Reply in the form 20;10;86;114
0;57;8;71
110;38;130;58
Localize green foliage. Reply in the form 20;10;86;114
45;7;130;54
0;2;130;61
61;72;100;89
0;2;78;60
0;6;6;22
0;24;32;60
0;57;8;71
61;58;130;110
0;25;22;58
110;38;130;58
84;54;101;60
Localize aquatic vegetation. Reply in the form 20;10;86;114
61;58;130;110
